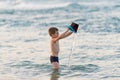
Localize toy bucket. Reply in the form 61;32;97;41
68;22;79;33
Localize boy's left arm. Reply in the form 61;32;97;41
58;28;72;39
53;28;72;42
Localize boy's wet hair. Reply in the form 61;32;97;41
48;27;58;36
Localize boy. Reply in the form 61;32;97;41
48;27;72;70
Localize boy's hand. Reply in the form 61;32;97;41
66;28;69;31
66;28;71;32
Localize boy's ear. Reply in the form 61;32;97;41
51;34;53;36
51;34;54;37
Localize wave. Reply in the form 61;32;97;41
0;0;119;10
8;60;99;73
0;0;70;10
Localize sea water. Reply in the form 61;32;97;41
0;0;120;80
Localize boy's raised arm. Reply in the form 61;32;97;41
58;28;72;40
52;28;72;42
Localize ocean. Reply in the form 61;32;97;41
0;0;120;80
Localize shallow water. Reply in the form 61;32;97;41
0;0;120;80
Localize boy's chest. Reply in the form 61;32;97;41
53;41;59;48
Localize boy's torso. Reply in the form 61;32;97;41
50;40;59;57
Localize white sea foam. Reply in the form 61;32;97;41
0;0;118;10
0;0;70;10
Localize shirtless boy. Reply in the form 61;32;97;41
48;27;72;70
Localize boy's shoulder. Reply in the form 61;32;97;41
50;38;59;43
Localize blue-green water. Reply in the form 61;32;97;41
0;0;120;80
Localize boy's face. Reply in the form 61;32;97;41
51;31;59;38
